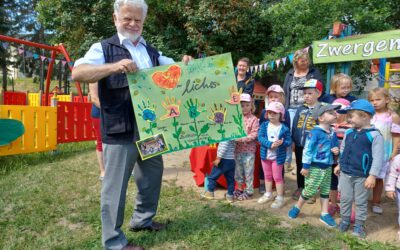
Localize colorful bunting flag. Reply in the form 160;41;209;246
264;63;268;71
270;60;275;70
61;60;67;66
282;57;287;66
33;53;39;59
275;59;281;68
288;54;294;63
18;48;24;55
40;56;46;61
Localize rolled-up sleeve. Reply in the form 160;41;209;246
74;43;105;67
158;52;175;66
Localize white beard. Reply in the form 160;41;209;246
120;30;140;43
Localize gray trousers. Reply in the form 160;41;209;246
101;142;163;249
339;173;369;225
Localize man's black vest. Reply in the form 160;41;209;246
99;34;160;144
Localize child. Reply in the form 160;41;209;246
328;98;352;217
234;93;259;200
291;79;324;202
334;99;384;238
201;140;236;203
258;85;291;193
321;73;357;104
369;87;400;214
288;104;340;228
385;154;400;240
257;102;292;208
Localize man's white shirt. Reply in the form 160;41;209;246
74;33;174;69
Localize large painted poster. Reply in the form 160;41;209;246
127;53;246;158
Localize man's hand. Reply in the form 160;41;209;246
364;175;376;189
334;165;340;176
182;55;193;65
300;168;309;177
386;191;396;200
331;147;339;156
114;59;138;74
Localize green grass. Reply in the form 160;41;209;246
0;143;397;249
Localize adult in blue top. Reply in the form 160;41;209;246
72;1;193;249
236;57;255;96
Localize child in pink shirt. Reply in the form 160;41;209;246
234;93;259;200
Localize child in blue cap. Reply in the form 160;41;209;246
334;99;384;238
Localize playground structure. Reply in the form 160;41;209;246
0;35;95;156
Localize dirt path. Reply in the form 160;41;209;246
162;149;400;245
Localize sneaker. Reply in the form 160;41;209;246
319;214;337;228
288;206;300;219
352;224;366;238
200;191;214;200
328;204;340;217
237;191;253;201
233;190;243;199
292;188;302;201
372;204;383;214
306;196;316;204
338;220;351;232
225;193;234;203
259;183;266;194
258;194;274;204
271;198;285;209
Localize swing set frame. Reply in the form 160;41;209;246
0;35;84;105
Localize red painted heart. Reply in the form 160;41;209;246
151;65;181;89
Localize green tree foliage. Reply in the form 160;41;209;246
36;0;271;63
260;0;400;87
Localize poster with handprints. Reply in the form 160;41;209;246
127;53;246;158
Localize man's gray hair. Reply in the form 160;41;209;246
114;0;148;18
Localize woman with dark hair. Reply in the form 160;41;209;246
236;57;255;96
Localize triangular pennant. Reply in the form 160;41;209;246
48;58;54;62
264;63;268;71
270;60;275;70
275;59;281;68
250;66;254;73
61;60;67;66
2;42;9;49
26;51;33;58
18;48;24;55
259;64;263;72
33;53;39;59
40;56;46;61
68;61;74;67
282;57;287;66
55;59;60;65
303;46;310;53
288;54;294;63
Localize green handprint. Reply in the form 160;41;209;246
184;98;208;145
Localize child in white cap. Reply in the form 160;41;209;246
234;93;259;200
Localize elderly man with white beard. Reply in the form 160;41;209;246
72;0;192;249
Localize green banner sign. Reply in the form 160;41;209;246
128;53;246;158
313;29;400;64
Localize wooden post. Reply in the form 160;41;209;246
0;88;3;105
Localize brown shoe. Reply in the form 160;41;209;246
129;221;167;232
122;243;144;250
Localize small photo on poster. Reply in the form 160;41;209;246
136;133;169;160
